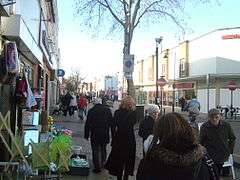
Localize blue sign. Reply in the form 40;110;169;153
57;69;65;77
125;60;133;68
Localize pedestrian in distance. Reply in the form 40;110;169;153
179;96;186;111
61;91;73;117
138;104;160;156
184;95;201;127
69;93;77;117
77;94;88;120
105;95;137;180
136;112;219;180
200;108;236;177
84;98;113;174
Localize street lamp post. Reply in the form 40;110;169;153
172;52;176;112
155;37;163;106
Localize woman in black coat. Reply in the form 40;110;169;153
137;113;219;180
105;96;137;180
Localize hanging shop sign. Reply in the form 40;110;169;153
57;69;65;77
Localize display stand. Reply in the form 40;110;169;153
0;111;28;172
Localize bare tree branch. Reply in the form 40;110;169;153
103;0;125;26
148;9;185;33
133;0;164;29
123;0;128;17
96;0;108;8
131;0;141;26
117;0;125;5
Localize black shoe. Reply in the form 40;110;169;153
92;169;101;173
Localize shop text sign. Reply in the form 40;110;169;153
222;34;240;40
175;82;195;89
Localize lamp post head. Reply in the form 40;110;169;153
155;36;163;45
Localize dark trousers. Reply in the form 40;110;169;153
117;162;129;180
78;108;85;119
63;106;68;116
91;143;107;170
69;106;75;116
216;163;230;176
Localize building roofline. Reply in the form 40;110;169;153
164;27;240;52
189;27;240;42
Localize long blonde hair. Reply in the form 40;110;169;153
120;96;136;111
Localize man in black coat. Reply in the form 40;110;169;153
138;104;160;141
200;108;236;176
84;98;113;173
61;92;73;116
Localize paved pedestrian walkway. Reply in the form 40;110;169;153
54;107;239;180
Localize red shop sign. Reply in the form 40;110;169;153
222;34;240;40
175;82;195;89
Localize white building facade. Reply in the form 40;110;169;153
134;27;240;112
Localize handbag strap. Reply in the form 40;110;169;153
203;153;219;180
146;136;158;155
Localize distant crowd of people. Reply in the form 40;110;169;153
82;94;236;180
58;92;88;119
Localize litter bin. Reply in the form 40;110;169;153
136;105;144;122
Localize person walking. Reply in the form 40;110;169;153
77;94;88;120
105;96;137;180
69;93;77;117
179;96;186;111
184;95;200;127
84;98;113;173
61;92;73;116
138;104;160;156
137;112;219;180
200;108;236;177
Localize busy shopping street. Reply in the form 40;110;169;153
51;102;240;180
1;0;240;179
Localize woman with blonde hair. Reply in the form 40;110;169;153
105;96;137;180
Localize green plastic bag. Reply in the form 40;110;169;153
49;135;72;172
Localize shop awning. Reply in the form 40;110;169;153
1;15;43;65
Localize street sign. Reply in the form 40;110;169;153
124;72;133;80
157;77;167;87
57;69;65;77
123;55;134;73
228;80;237;91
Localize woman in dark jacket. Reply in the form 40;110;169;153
137;112;219;180
105;96;137;180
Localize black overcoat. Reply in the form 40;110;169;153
105;108;137;176
84;104;113;144
138;115;155;141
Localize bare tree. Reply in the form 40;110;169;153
74;0;214;98
66;70;85;94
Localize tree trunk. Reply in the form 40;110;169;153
127;78;135;99
123;26;136;100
